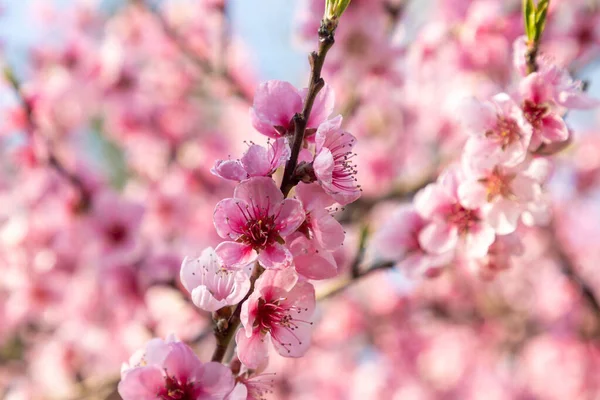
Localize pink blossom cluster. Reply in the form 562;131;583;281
2;0;600;398
118;78;362;398
376;37;597;279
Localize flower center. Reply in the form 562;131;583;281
254;298;313;353
240;216;279;249
522;100;549;131
486;116;521;150
106;223;127;244
447;204;479;234
158;376;195;400
479;168;514;202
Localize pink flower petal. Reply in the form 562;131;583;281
213;198;249;240
276;198;305;237
211;159;248;181
235;329;269;369
418;221;458;255
215;241;257;269
233;177;284;215
251;81;303;137
118;366;164;400
257;242;293;269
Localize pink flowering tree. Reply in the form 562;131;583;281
2;0;600;398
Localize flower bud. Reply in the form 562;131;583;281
324;0;352;22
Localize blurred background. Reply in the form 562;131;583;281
2;0;600;399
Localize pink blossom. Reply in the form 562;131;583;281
118;336;234;400
460;93;533;169
213;177;305;269
287;232;338;280
295;183;344;251
313;116;361;205
236;268;315;368
414;166;495;258
458;158;548;235
375;204;453;277
180;247;251;312
250;80;334;138
211;138;291;182
519;66;597;150
90;191;144;260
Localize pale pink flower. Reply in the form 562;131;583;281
118;336;234;400
519;66;597;150
180;247;251;312
213;177;305;269
313;116;361;205
460;93;533;169
458;158;549;235
236;268;315;368
250;80;334;138
414;166;495;259
375;204;453;277
211;138;291;182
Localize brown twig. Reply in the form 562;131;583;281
211;263;263;363
280;20;337;196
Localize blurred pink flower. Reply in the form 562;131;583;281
415;166;495;258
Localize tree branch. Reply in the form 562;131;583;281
280;20;336;196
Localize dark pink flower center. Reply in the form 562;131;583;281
522;100;549;131
158;375;195;400
254;298;312;354
486;116;521;150
239;215;280;249
447;204;480;234
106;222;128;244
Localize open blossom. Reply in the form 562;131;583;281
211;138;290;182
250;80;334;138
213;177;305;269
458;158;549;235
519;65;597;150
460;93;533;169
118;336;234;400
236;268;315;368
375;204;453;277
414;166;495;259
180;247;251;312
313;116;361;205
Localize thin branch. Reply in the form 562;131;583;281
549;220;600;319
3;67;91;209
317;261;395;300
211;263;263;363
280;20;336;196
